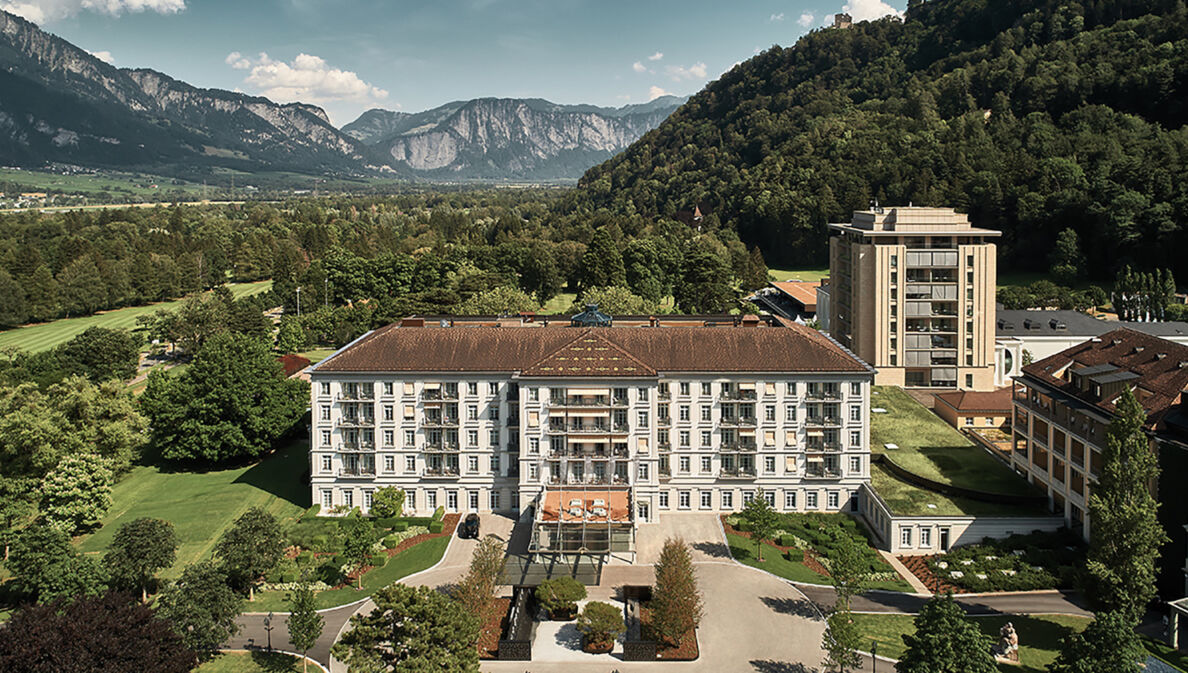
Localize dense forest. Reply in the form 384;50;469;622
572;0;1188;278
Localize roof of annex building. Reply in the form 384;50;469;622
313;313;871;376
1020;327;1188;432
828;206;1002;237
933;387;1014;414
769;281;820;311
996;309;1188;339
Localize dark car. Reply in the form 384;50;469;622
460;513;480;539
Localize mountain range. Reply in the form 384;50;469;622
0;9;682;181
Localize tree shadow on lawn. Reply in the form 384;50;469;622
759;596;821;620
247;650;301;672
231;440;310;509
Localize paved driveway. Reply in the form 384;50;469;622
634;512;732;564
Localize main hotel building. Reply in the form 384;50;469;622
308;310;874;542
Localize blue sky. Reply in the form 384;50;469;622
4;0;903;126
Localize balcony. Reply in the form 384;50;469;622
423;440;460;452
658;416;672;427
339;442;376;452
719;466;757;479
336;416;374;428
720;390;757;401
337;466;375;478
805;440;842;452
657;442;671;453
805;390;842;401
551;396;609;408
611;396;629;408
336;391;374;401
721;440;758;452
804;416;841;428
804;467;843;480
658;391;671;400
659;467;672;480
423;466;460;478
420;416;458;428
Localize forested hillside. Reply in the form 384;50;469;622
572;0;1188;277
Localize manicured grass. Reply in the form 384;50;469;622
194;651;305;673
0;280;272;353
295;348;338;365
870;463;1043;517
1145;636;1188;671
249;535;451;612
852;613;1091;673
540;292;578;314
727;532;831;583
768;266;830;283
76;438;307;578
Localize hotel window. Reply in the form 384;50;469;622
786;381;797;396
806;491;818;509
408;491;417;511
321;430;331;446
321;455;332;472
404;430;415;446
405;456;416;472
467;405;478;420
490;491;500;510
638;387;650;401
638;464;649;480
679;382;690;396
679;405;690;421
383;430;394;446
364;490;374;510
383;405;394;421
701;382;711;396
827;491;839;509
469;491;479;510
468;456;479;473
966;374;974;388
383;382;393;396
786;405;797;422
321;490;333;508
488;382;499;395
343;491;353;508
900;527;912;548
467;382;478;395
528;387;539;401
659;492;670;509
701;431;712;446
637;411;649;428
489;429;499;446
920;527;932;547
849;456;861;473
383;455;395;473
700;491;712;509
765;405;776;422
890;254;898;268
743;490;755;504
490;455;500;474
320;405;330;420
679;456;690;473
529;437;540;454
722;491;733;509
528;464;539;480
701;456;712;473
965;417;974;426
764;490;775;506
851;431;862;447
784;491;797;509
850;382;861;397
966;254;974;266
489;406;500;421
678;491;691;509
850;405;861;422
762;456;774;474
447;491;458;510
319;381;330;396
679;431;690;447
467;430;479;447
701;405;711;421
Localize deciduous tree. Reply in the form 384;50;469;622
739;491;779;561
452;535;506;618
7;524;108;603
339;515;379;589
1086;387;1168;621
39;452;113;535
331;584;479;672
897;593;995;673
1048;610;1144;673
55;327;141;383
287;583;324;673
214;507;285;601
104;517;178;602
822;609;863;673
156;561;242;656
369;486;405;519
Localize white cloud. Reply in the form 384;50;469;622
224;51;251;70
648;85;673;101
632;61;647;73
89;49;114;64
228;51;389;106
769;12;784;22
666;62;707;81
842;0;903;22
798;12;814;27
647;51;663;61
0;0;184;24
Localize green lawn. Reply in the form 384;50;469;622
768;266;830;283
1145;637;1188;671
870;464;1044;517
249;535;451;612
76;438;307;578
0;280;272;353
726;532;915;592
541;292;578;314
295;348;339;365
195;651;305;673
852;613;1091;673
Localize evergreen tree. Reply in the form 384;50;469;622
24;264;59;322
897;594;995;673
0;268;29;327
676;246;734;313
1085;387;1168;621
650;537;703;648
1048;610;1144;673
822;609;863;673
1050;228;1086;284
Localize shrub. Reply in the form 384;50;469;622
266;557;298;583
315;560;343;585
429;521;444;534
432;506;445;521
301;504;321;521
735;520;752;532
778;534;799;548
374;517;402;528
312;535;329;551
536;577;587;619
577;601;625;648
296;550;315;566
382;535;401;549
368;553;388;568
391;521;409;532
370;487;405;519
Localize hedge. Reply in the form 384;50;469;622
382;535;401;549
428;521;444;534
432;506;446;521
369;553;388;568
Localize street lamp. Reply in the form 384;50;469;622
871;640;878;673
263;612;274;652
295;286;302;318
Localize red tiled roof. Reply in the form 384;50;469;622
277;354;312;378
934;387;1013;414
770;281;820;311
315;321;869;375
1020;327;1188;429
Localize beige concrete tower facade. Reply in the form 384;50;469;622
828;207;1000;390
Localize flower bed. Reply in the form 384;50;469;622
478;596;511;659
913;530;1082;593
385;513;459;557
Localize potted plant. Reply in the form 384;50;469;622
535;577;587;620
576;601;625;653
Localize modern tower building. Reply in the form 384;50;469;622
828;206;1000;390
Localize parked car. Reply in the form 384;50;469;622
460;513;480;539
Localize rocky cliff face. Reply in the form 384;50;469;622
349;97;684;179
0;9;364;172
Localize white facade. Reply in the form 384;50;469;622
308;370;874;521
